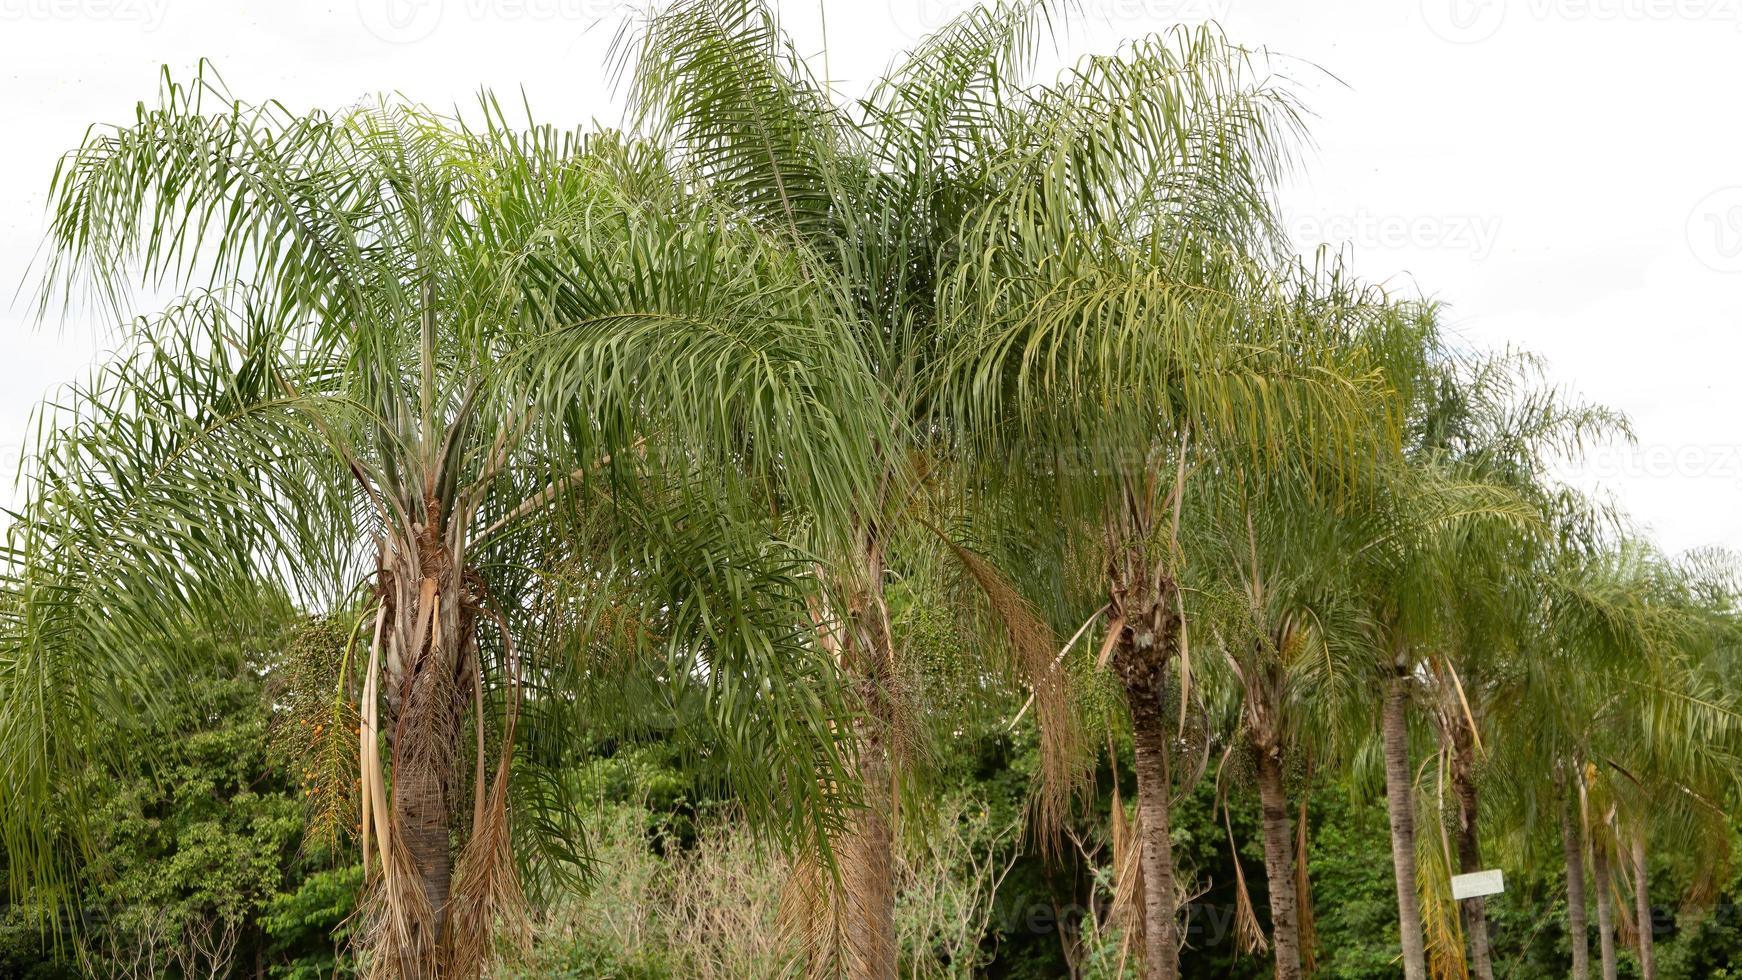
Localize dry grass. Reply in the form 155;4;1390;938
525;795;1024;979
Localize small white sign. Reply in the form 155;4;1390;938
1450;869;1505;900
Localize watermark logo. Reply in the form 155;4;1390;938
1289;209;1504;261
1579;442;1742;487
0;0;168;29
358;0;442;42
1421;0;1507;43
1688;187;1742;273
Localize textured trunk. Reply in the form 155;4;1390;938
1450;726;1493;980
394;736;455;940
1109;562;1181;978
1128;694;1179;980
839;529;897;980
1105;483;1183;980
841;716;895;979
1562;789;1590;980
1593;837;1618;980
1381;670;1428;980
380;520;474;979
1631;831;1655;980
1255;747;1302;980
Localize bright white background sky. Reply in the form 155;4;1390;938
2;0;1738;556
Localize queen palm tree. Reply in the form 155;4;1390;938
0;70;886;978
620;5;1357;977
1480;537;1742;980
938;165;1390;980
1185;468;1366;980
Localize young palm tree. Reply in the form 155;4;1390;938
0;70;884;978
1166;259;1424;980
1185;469;1366;980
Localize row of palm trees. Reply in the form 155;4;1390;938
1;1;1736;979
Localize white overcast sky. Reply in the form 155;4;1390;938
2;0;1739;556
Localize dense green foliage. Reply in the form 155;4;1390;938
9;655;1742;978
2;2;1739;979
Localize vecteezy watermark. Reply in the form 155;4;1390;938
356;0;632;44
0;0;168;29
897;0;1235;42
1420;0;1507;43
1576;442;1742;487
1289;210;1503;261
1687;187;1742;273
1423;0;1742;43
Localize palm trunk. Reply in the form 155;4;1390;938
1592;835;1618;980
839;529;898;980
379;527;474;979
1450;725;1493;980
1254;747;1302;980
1105;482;1185;980
1381;668;1428;980
1631;830;1655;980
841;714;895;978
1109;565;1182;979
1562;788;1590;980
1128;692;1179;980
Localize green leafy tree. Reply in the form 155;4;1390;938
2;67;881;979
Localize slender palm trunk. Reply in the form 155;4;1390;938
1127;693;1179;980
1109;558;1182;979
1562;789;1590;980
1592;835;1618;980
839;530;898;980
1254;746;1302;980
1381;668;1428;980
1631;830;1655;980
381;525;474;979
1450;726;1493;980
841;710;895;978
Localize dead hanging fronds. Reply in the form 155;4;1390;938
351;604;438;980
777;851;848;979
1108;778;1146;974
444;607;531;979
925;520;1088;845
1222;803;1268;956
354;833;439;980
1211;745;1266;957
445;762;532;978
1418;749;1468;980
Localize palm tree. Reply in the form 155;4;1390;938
618;5;1340;976
1310;331;1622;980
938;169;1386;980
1167;259;1422;980
1416;357;1622;980
1185;470;1365;980
1;70;884;978
1488;538;1742;980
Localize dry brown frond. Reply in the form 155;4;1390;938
1108;775;1146;968
930;525;1088;845
353;832;438;980
445;758;532;979
778;852;848;979
1222;805;1268;956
